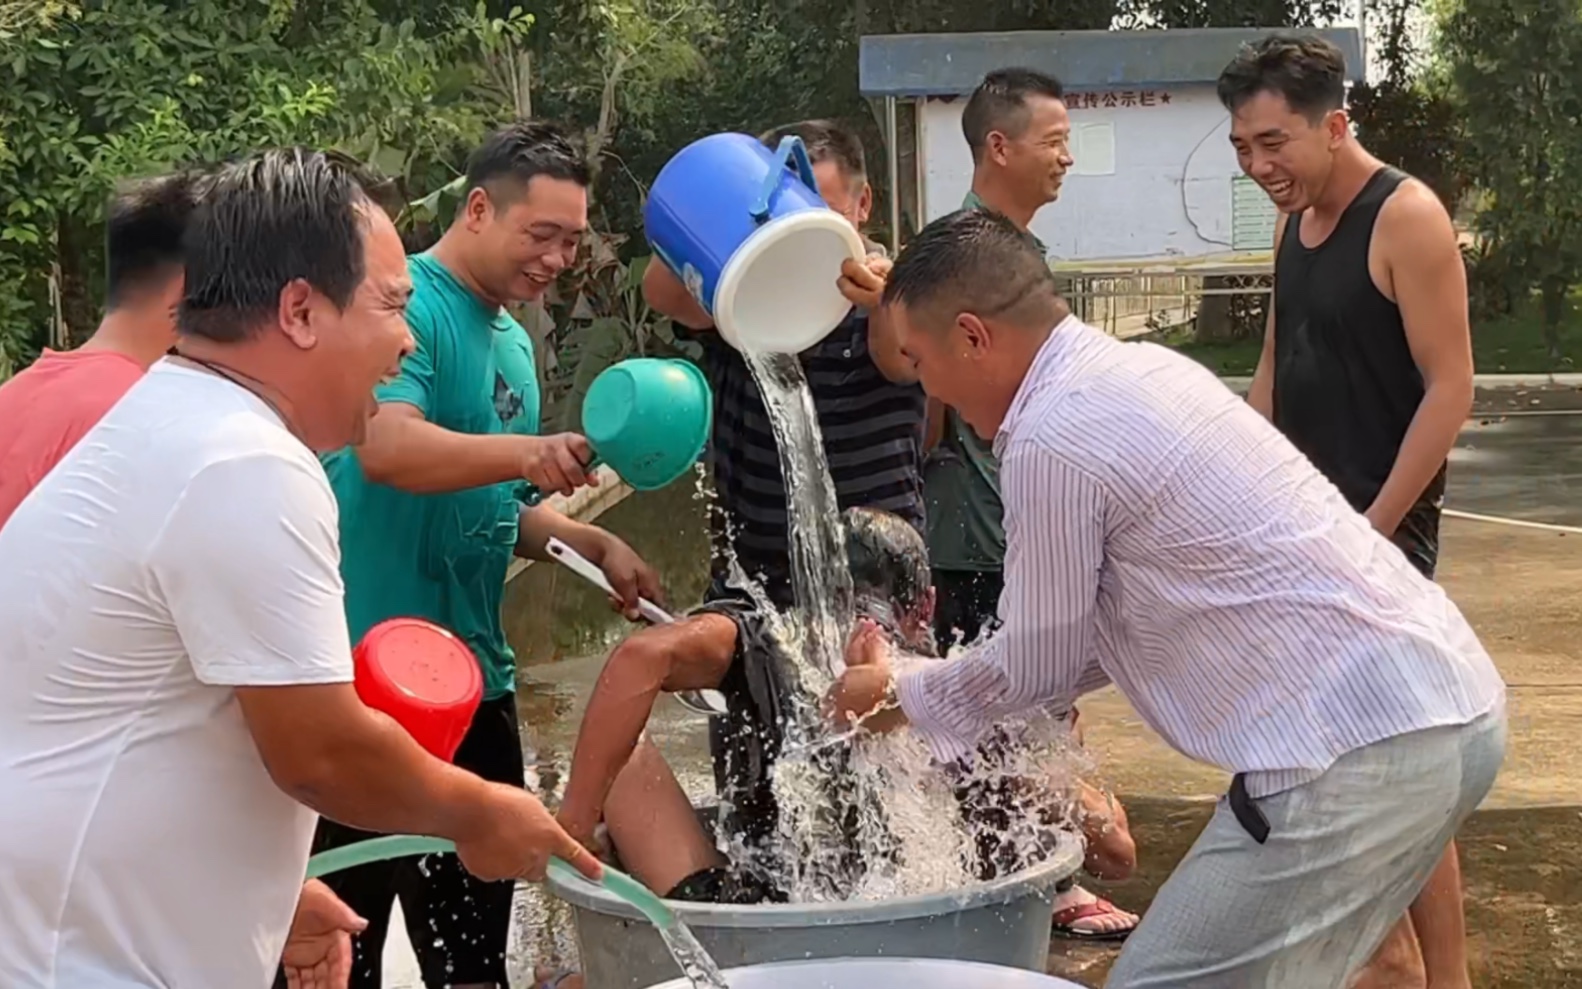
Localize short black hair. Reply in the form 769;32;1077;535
962;68;1066;160
464;120;591;201
178;148;387;343
1216;34;1348;121
882;208;1062;330
758;119;867;181
105;171;202;309
845;507;929;615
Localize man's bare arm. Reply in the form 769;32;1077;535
1246;211;1289;420
238;683;499;838
557;615;737;842
1367;181;1475;535
357;403;590;497
642;259;714;331
516;501;609;563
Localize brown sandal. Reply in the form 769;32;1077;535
1051;896;1137;942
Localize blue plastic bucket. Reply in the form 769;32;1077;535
645;133;865;354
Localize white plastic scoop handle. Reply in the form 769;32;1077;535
544;538;729;717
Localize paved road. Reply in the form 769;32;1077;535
1455;409;1582;528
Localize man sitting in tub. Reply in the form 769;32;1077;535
555;506;1136;903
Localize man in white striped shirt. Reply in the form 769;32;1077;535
828;208;1507;988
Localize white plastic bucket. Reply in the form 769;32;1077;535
642;957;1090;988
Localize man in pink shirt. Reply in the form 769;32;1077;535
0;171;197;528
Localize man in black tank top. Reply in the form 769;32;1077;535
1220;35;1476;989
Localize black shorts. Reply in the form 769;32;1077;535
273;693;526;989
666;865;784;905
932;568;1004;650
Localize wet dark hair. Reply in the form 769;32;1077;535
758;119;867;181
1216;34;1348;122
178;148;388;343
882;208;1063;330
464;120;591;203
844;507;930;614
105;171;202;309
962;68;1066;160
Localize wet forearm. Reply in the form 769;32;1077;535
280;709;496;839
1371;379;1473;531
516;503;609;562
359;413;523;494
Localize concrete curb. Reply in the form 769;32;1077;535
1220;374;1582;389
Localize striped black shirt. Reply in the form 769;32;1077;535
686;313;927;608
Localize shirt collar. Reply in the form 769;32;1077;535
962;190;1049;257
992;313;1081;458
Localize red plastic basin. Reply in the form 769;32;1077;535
353;618;483;763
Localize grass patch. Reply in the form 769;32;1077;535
1474;292;1582;374
1158;330;1262;376
1157;290;1582;377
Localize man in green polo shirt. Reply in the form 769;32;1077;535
921;67;1140;943
313;122;658;989
927;68;1062;656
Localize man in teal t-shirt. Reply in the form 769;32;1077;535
326;252;540;698
308;122;659;989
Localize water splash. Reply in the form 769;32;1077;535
656;918;732;989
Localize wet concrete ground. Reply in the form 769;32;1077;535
386;388;1582;986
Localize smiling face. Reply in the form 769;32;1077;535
1229;89;1348;214
464;175;589;305
273;202;415;451
989;94;1075;206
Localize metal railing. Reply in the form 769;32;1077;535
1054;261;1275;339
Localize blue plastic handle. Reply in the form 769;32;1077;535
750;135;817;224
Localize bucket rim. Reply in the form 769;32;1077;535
713;208;865;355
641;956;1085;988
546;830;1081;928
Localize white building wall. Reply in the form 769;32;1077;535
918;83;1277;264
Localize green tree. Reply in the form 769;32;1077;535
1347;0;1465;211
1439;0;1582;358
0;0;497;370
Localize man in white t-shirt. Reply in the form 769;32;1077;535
0;148;601;989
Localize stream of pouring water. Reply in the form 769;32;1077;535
738;351;978;904
742;351;854;679
657;920;732;989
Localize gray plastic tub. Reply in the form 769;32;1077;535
644;957;1088;988
547;831;1082;989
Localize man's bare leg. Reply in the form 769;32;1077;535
603;736;724;897
1049;710;1139;939
1351;914;1426;989
1351;841;1467;989
1409;842;1472;988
